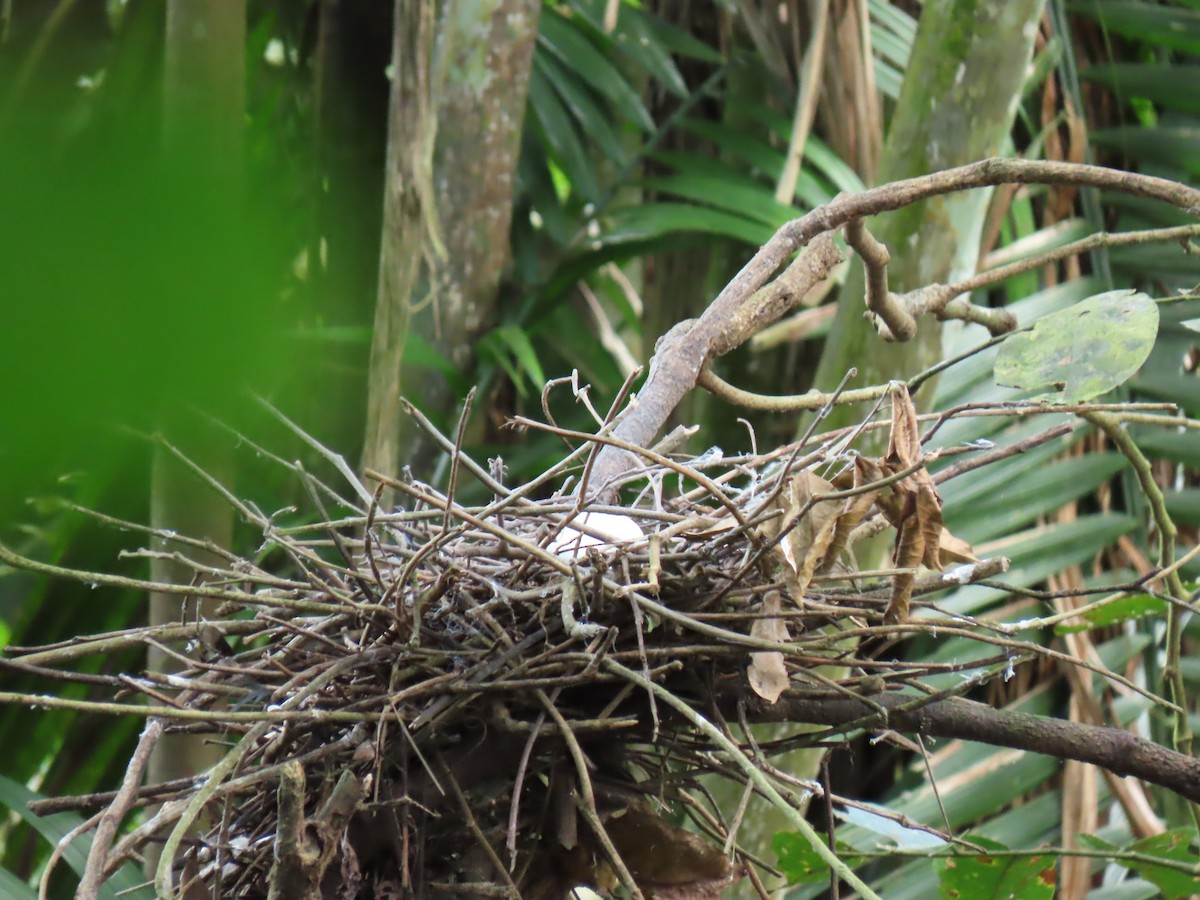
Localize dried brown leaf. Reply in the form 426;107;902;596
757;470;841;597
676;514;734;540
887;504;924;625
881;384;951;618
916;486;944;571
748;590;791;703
938;529;978;566
886;383;941;507
606;806;735;889
821;456;884;572
874;476;903;526
887;384;922;469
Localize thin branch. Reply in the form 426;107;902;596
76;719;159;900
1081;411;1199;829
603;658;883;900
586;232;841;496
907;222;1200;317
775;0;829;204
845;219;915;340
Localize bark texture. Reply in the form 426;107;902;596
811;0;1047;437
363;0;541;484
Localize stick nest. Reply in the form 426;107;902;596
15;393;1025;900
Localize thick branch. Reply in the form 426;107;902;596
587;159;1200;494
844;219;915;340
585;233;841;497
750;690;1200;804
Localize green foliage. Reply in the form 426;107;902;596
0;776;151;900
1054;593;1170;634
1070;1;1200;54
933;837;1056;900
994;290;1159;401
3;0;1200;895
1081;830;1200;899
774;832;862;886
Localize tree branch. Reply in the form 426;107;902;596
586;159;1200;494
749;689;1200;804
584;233;842;497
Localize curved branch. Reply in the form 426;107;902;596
750;690;1200;804
584;233;842;497
844;219;915;340
587;159;1200;494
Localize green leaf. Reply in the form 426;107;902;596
1054;593;1168;635
640;173;798;227
527;62;599;201
1077;833;1118;851
940;514;1139;618
1164;488;1200;526
869;0;917;45
1070;1;1200;54
534;52;628;167
1137;431;1200;468
773;831;830;885
945;451;1127;546
610;6;689;96
405;333;469;389
1081;64;1200;115
478;333;529;397
538;11;654;132
983;218;1090;270
837;802;946;849
599;202;774;247
638;10;723;63
0;775;152;899
1182;318;1200;333
678;118;787;179
934;837;1055;900
773;831;861;885
994;290;1159;401
1091;127;1200;178
0;868;35;900
493;325;547;389
1129;373;1200;416
1116;830;1200;899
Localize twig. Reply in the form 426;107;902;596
1081;411;1199;829
436;751;521;898
603;658;883;900
590;158;1200;490
845;219;915;340
38;809;103;900
537;689;646;900
910;222;1200;316
775;0;829;204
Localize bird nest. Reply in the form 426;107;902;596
11;389;1091;900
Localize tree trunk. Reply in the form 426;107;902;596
146;0;244;869
811;0;1046;436
729;0;1048;869
363;0;541;486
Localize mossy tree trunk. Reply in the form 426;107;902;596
363;0;541;484
732;1;1048;871
811;0;1047;435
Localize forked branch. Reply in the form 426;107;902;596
588;158;1200;494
